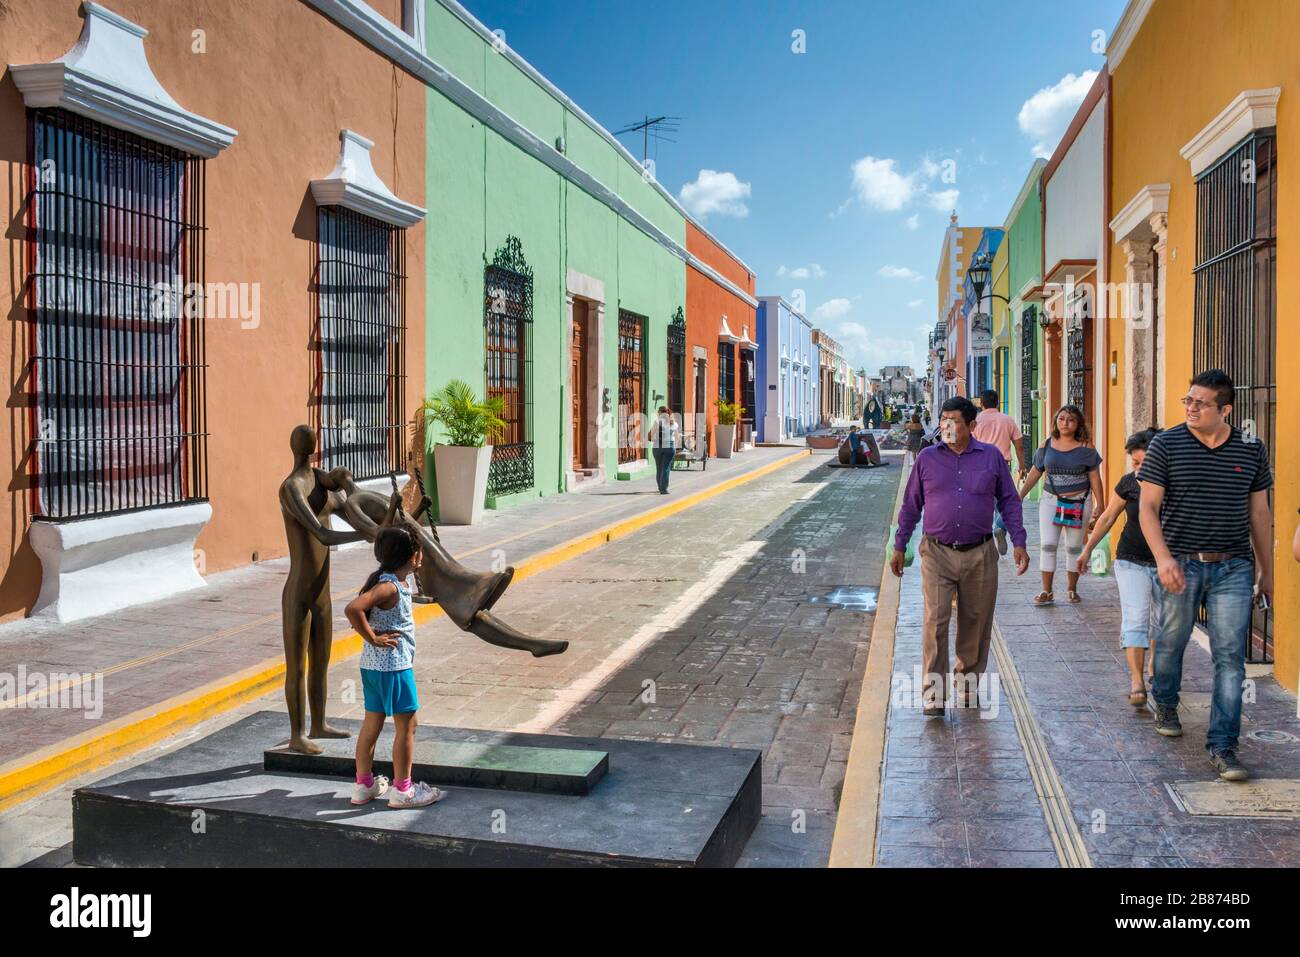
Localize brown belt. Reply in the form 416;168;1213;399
1180;552;1231;563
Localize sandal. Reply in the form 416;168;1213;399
1067;590;1082;604
1032;591;1055;606
1129;688;1148;707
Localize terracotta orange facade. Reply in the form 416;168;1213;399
684;222;757;455
0;0;426;619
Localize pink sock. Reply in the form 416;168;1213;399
396;777;412;792
356;773;374;787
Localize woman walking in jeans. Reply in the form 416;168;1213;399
1017;405;1103;605
1077;428;1161;706
650;406;678;495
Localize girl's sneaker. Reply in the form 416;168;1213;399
350;775;390;805
388;781;445;809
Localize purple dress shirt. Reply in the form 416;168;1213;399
893;437;1026;552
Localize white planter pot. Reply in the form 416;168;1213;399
715;424;736;459
434;443;492;525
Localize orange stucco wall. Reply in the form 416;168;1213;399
685;221;756;455
0;0;425;619
1107;0;1300;690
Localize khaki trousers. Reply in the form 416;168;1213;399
918;535;1000;706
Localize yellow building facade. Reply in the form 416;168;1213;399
1106;0;1298;691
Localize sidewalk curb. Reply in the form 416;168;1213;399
828;457;910;867
0;449;811;814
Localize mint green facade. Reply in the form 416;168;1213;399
421;2;687;511
1004;160;1045;499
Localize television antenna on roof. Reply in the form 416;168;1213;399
613;115;680;165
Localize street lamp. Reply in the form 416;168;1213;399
968;252;992;302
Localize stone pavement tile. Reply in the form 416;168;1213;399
967;849;1059;867
736;813;837;867
966;819;1058;853
1160;823;1274;866
878;816;967;850
1083;824;1179;858
876;844;970;867
1094;854;1188;868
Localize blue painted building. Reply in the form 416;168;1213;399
961;228;1005;397
757;296;817;442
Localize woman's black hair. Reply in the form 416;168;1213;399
360;526;419;595
1125;426;1162;454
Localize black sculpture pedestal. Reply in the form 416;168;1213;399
73;711;761;867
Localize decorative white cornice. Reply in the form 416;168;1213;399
1109;184;1170;240
739;325;759;351
8;2;236;158
1179;88;1281;177
1105;0;1156;73
311;129;426;228
719;315;741;344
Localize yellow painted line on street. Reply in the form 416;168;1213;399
990;620;1093;868
829;456;910;868
0;449;811;814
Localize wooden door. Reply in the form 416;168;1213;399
570;306;586;469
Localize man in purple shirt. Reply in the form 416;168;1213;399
890;397;1029;716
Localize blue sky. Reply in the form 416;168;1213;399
461;0;1128;374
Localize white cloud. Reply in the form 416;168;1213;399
851;157;914;211
907;299;923;308
836;322;920;373
927;189;960;213
878;265;922;281
779;263;826;280
1018;70;1098;159
848;156;960;218
814;298;852;321
679;169;751;218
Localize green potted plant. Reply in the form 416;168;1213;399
715;398;742;459
417;380;506;525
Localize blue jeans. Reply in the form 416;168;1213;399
1113;559;1160;649
1151;557;1253;754
652;447;674;492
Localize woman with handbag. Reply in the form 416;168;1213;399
1017;405;1104;605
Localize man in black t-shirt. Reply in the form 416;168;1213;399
1138;370;1274;782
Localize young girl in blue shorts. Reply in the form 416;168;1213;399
344;526;445;809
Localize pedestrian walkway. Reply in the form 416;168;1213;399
0;446;804;816
2;450;899;867
866;496;1300;867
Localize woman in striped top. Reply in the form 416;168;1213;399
1017;405;1104;606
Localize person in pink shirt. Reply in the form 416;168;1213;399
972;390;1026;556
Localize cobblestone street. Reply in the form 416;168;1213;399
2;451;900;867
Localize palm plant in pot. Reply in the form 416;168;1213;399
416;380;506;525
715;398;742;459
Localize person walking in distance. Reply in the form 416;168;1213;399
904;412;926;466
890;397;1029;716
1077;428;1162;707
972;389;1026;557
1017;405;1104;605
1139;370;1274;782
650;406;679;495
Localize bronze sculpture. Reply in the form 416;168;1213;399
279;426;565;754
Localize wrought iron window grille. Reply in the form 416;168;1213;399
315;206;407;482
1192;128;1276;663
26;107;209;521
485;235;534;497
618;308;646;465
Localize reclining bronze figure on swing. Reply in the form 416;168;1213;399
278;425;566;755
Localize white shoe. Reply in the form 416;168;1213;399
387;781;445;809
350;775;390;805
